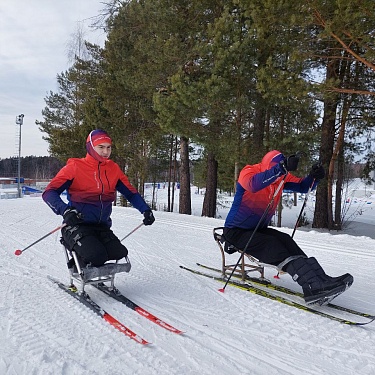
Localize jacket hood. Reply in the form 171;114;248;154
85;129;112;164
260;150;284;171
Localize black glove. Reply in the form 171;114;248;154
63;207;84;226
280;154;300;172
309;163;325;180
143;210;155;226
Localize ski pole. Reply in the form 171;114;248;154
14;223;66;256
120;223;144;242
219;174;287;292
291;178;316;238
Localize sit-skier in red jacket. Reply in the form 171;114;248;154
43;129;155;268
224;150;353;305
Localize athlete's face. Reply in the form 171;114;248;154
93;142;112;158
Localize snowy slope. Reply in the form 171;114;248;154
1;196;375;375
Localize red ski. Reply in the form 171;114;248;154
49;276;150;345
94;283;184;334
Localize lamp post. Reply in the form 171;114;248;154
15;114;24;198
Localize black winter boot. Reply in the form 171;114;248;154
305;257;353;289
285;257;350;305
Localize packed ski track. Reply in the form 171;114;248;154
1;197;375;375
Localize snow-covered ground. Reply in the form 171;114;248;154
1;186;375;374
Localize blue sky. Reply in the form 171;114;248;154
0;0;106;159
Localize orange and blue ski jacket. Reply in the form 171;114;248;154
225;150;317;229
42;153;150;227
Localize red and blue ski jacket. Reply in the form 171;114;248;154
42;153;150;227
224;150;317;229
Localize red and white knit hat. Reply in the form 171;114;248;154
86;129;112;147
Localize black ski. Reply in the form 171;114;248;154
196;263;375;320
180;266;375;326
48;276;150;345
92;283;184;334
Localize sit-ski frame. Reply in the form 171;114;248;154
213;227;285;282
62;245;131;294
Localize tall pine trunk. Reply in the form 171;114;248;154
179;136;191;215
332;97;351;229
313;60;340;229
202;151;218;218
334;148;345;229
170;136;178;212
167;135;174;212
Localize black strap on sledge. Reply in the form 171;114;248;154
213;227;240;254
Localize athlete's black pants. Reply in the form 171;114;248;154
62;224;128;267
223;227;306;266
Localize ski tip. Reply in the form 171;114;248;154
218;288;225;293
14;249;22;256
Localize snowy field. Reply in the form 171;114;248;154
1;186;375;374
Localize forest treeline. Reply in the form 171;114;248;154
0;156;63;180
35;0;375;230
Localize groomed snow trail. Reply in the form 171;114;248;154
1;197;375;375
